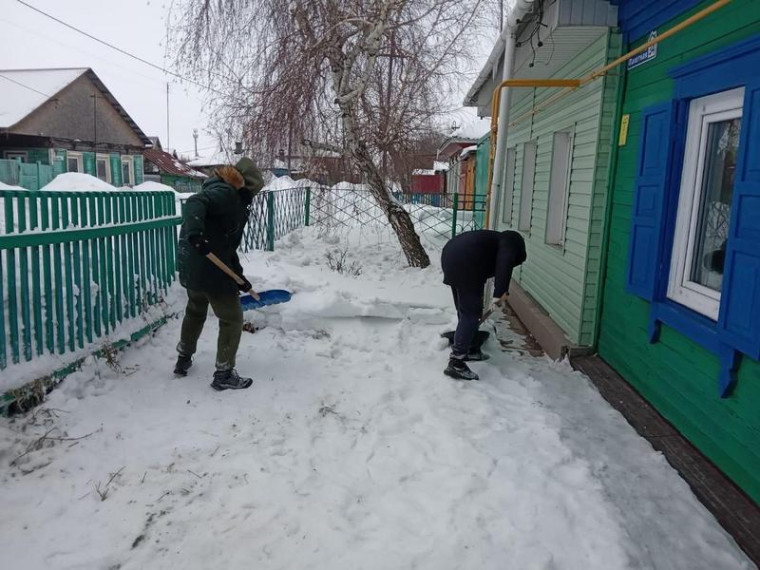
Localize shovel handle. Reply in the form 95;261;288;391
205;252;260;300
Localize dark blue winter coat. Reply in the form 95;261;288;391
441;230;527;297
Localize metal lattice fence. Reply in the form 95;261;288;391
238;187;486;253
308;188;487;239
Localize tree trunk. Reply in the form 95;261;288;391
352;143;431;268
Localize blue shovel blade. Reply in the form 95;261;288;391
240;289;292;311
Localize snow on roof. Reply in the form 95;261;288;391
187;149;233;168
460;145;478;158
412;169;437;176
434;161;449;171
41;172;117;192
0;68;87;129
449;118;491;141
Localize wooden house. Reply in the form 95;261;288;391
465;0;619;357
0;67;149;188
598;0;760;504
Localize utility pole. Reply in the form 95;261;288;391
166;83;170;150
193;128;199;158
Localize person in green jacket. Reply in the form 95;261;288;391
173;157;264;391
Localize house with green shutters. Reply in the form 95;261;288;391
0;67;148;189
598;0;760;504
464;0;620;358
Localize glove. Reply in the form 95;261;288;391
492;292;509;308
188;234;211;256
237;276;253;293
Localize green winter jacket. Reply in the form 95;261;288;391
177;166;258;295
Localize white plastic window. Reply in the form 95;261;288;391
122;156;134;186
668;87;744;320
96;154;111;183
67;151;83;173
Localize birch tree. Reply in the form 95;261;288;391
170;0;496;268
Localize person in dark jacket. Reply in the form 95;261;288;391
441;229;526;380
174;157;264;391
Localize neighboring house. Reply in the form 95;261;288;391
437;119;490;198
186;148;232;176
143;138;206;193
0;67;149;188
596;0;760;503
464;0;619;357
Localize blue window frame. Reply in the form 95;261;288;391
626;34;760;397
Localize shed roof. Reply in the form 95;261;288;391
143;148;207;180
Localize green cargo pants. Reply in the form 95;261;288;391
177;290;243;371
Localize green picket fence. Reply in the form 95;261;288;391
0;189;181;370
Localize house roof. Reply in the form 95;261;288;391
187;149;233;168
0;67;151;145
143;148;207;180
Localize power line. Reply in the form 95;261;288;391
15;0;231;98
0;72;53;98
0;15;169;88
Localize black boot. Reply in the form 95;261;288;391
444;357;479;381
463;348;490;362
211;369;253;391
173;354;193;376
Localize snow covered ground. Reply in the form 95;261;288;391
0;227;754;570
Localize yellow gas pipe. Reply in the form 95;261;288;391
484;0;734;228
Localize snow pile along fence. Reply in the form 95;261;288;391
0;188;181;388
240;187;487;251
306;188;487;239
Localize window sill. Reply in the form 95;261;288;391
649;300;740;397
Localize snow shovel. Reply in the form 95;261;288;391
440;307;496;348
205;252;292;311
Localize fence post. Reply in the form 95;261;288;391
37;161;42;191
266;191;275;252
305;187;311;227
451;193;459;239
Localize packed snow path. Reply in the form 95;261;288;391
0;228;753;570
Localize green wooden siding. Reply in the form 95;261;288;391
160;174;201;193
598;0;760;503
498;30;620;346
474;134;490;228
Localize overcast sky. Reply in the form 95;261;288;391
0;0;216;158
0;1;499;160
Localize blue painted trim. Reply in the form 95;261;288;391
671;34;760;79
649;303;739;398
610;0;704;42
633;37;760;397
671;34;760;99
